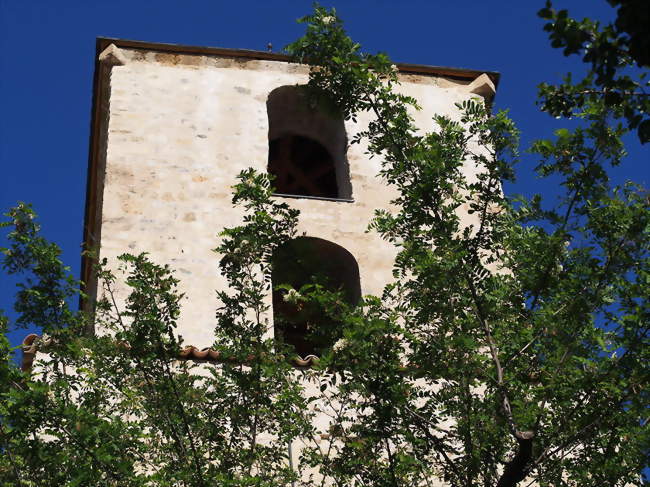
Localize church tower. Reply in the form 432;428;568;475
82;38;498;350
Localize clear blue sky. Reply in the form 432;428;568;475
0;0;647;349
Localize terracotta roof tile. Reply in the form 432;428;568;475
20;334;320;372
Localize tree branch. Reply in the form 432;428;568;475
495;431;535;487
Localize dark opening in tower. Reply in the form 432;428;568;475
272;237;361;357
266;86;351;199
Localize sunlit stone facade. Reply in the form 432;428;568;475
84;38;497;350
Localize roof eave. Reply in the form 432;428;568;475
96;37;500;87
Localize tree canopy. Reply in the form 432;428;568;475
1;3;648;486
538;0;650;143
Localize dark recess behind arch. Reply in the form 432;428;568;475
272;237;361;357
266;85;352;199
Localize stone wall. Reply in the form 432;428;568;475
90;43;493;347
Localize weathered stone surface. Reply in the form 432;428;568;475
468;72;497;99
98;44;128;66
93;45;488;349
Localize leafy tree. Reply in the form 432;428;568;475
538;0;650;143
1;3;648;487
1;184;310;487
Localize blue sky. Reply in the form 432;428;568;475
0;0;647;349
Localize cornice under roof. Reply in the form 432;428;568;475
96;37;500;86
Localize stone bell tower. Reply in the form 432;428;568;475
82;38;498;349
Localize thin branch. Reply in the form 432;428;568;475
464;273;517;435
160;353;207;487
0;422;24;485
529;176;583;311
574;89;650;97
404;406;462;482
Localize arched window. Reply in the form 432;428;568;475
267;86;351;199
272;237;361;357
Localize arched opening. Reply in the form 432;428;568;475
266;86;351;199
272;237;361;357
268;135;338;198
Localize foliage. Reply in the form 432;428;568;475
1;187;311;486
1;3;649;487
285;6;649;486
538;0;650;143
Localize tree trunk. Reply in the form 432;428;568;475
496;431;534;487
